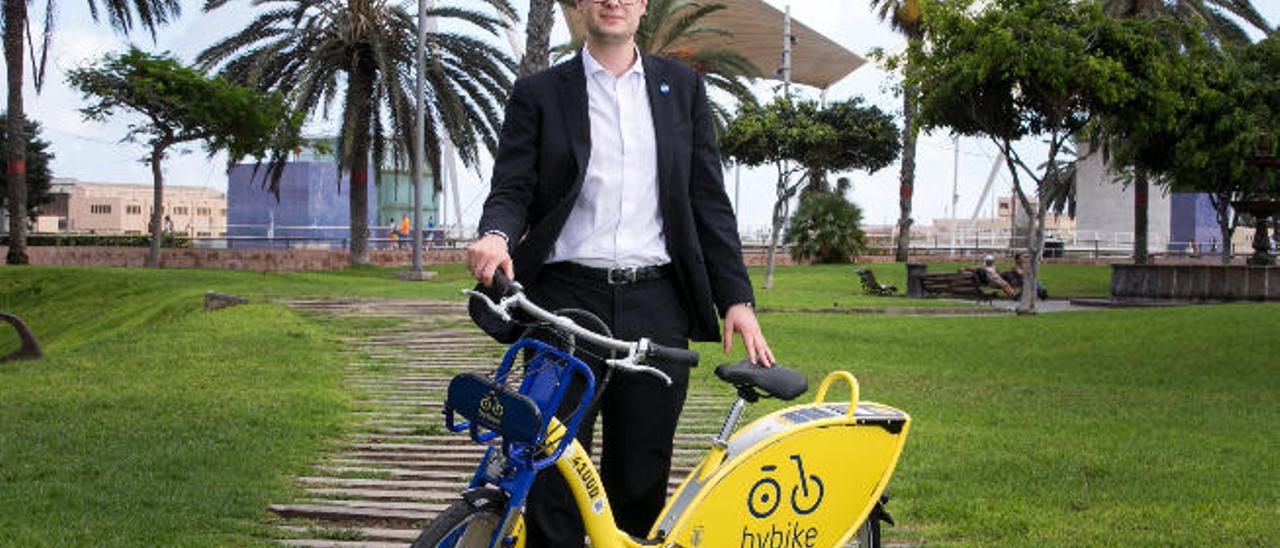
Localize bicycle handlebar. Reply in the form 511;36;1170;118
464;271;700;385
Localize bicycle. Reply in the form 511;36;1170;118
414;273;911;547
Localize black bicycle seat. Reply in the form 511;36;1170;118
714;359;808;401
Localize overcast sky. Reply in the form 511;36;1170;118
21;0;1280;234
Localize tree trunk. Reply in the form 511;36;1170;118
894;72;918;263
147;145;166;268
1212;194;1234;265
519;0;555;77
1133;171;1149;265
1018;199;1047;315
764;195;786;290
4;0;29;265
346;63;376;266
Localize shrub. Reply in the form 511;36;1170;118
3;234;190;248
785;192;866;263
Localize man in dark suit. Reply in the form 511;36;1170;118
466;0;773;544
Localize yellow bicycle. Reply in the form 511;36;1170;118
414;274;910;547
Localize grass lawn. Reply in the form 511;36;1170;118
1;263;1272;546
748;261;1111;310
0;267;367;546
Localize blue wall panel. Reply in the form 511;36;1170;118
227;162;378;249
1169;193;1222;252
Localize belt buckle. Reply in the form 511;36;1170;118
607;266;637;285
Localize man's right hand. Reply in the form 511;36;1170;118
466;234;514;287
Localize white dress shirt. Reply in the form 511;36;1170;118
546;46;669;269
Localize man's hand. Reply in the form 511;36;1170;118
723;304;775;367
466;234;514;287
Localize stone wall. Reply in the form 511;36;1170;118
1111;264;1280;301
0;246;466;271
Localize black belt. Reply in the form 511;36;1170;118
545;262;673;285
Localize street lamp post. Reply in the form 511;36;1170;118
402;0;436;280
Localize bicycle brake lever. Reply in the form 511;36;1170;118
461;288;514;322
608;357;673;386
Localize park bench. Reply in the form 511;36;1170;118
855;268;898;296
919;270;1002;303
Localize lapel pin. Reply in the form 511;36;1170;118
659;81;670;96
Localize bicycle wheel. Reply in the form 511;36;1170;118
412;489;507;548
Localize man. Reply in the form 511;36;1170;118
397;214;410;249
977;254;1015;297
465;0;772;543
1002;252;1048;300
387;216;399;249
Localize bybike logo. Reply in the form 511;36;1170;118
478;390;504;425
569;448;604;512
738;521;818;548
740;454;823;548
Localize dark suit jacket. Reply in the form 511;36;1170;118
477;52;753;342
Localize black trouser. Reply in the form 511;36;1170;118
523;264;691;547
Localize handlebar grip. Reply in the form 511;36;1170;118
648;344;700;368
490;269;519;297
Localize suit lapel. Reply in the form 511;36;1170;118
557;54;590;187
643;53;674;206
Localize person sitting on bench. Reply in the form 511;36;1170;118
1001;252;1048;300
975;255;1015;298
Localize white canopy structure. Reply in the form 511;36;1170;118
562;0;866;89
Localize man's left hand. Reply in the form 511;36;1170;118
723;304;775;367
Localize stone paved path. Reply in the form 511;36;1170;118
270;299;733;547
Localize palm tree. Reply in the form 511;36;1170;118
1096;0;1272;265
520;0;557;76
4;0;180;264
556;0;761;134
198;0;515;266
636;0;760;132
868;0;927;263
1100;0;1272;44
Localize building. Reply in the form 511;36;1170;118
1075;142;1256;254
37;178;226;236
377;167;439;235
930;196;1076;249
226;142;436;249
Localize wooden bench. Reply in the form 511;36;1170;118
919;270;1002;303
854;269;897;296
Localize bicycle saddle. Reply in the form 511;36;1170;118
714;359;808;401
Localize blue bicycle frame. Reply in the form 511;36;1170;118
441;338;598;547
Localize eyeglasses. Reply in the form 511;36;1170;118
587;0;641;5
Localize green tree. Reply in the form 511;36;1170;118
0;116;53;222
68;48;302;268
4;0;180;264
1161;36;1280;262
722;97;899;288
785;188;867;264
868;0;932;262
198;0;516;266
1096;0;1273;264
909;0;1151;313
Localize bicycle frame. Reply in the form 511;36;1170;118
446;345;911;548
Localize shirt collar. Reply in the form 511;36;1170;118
582;45;645;79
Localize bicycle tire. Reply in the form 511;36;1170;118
412;491;506;548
